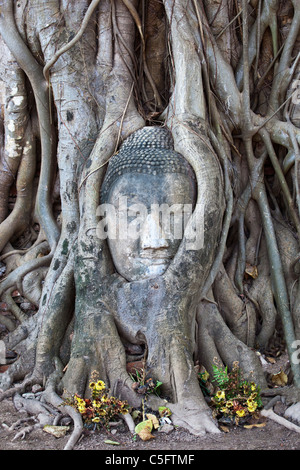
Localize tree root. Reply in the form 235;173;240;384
284;402;300;425
0;389;74;444
50;401;83;451
196;299;267;388
1;383;138;449
120;411;135;434
145;392;220;437
2;416;33;432
261;407;300;434
11;424;37;441
167;400;220;437
1;372;83;450
43;0;102;82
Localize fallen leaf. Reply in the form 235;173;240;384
243;422;266;429
266;357;276;364
138;427;155;441
146;413;160;429
126;360;144;375
104;440;120;446
158;406;172;417
271;370;288;386
131;410;141;421
135;419;154;441
245;263;258;279
43;425;69;438
220;425;230;433
135;419;153;433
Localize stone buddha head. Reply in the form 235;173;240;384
99;127;196;281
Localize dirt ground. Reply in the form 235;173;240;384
1;351;299;454
0;394;299;453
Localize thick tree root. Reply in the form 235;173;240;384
167;400;220;437
284;402;300;425
120;412;135;434
144;393;220;437
196;300;267;388
261;407;300;433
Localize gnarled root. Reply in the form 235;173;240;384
261;407;300;433
1;390;62;442
167;401;220;436
196;299;268;389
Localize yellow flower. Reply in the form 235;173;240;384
95;380;106;391
76;397;86;412
226;400;234;408
75;397;86;409
89;382;96;390
220;407;229;414
250;382;256;391
236;409;245;417
92;417;100;423
201;370;210;382
246;398;255;406
247;402;257;412
92;400;101;409
215;390;226;400
78;405;86;414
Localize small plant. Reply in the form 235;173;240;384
197;368;211;396
210;361;262;424
63;377;129;430
130;367;162;397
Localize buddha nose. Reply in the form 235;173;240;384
140;213;169;250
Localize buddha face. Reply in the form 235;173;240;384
103;171;196;281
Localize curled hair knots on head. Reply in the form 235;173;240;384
101;127;196;202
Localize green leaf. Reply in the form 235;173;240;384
131;409;141;420
212;364;229;388
104;439;121;446
135;419;154;441
158;406;172;417
135;419;153;434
